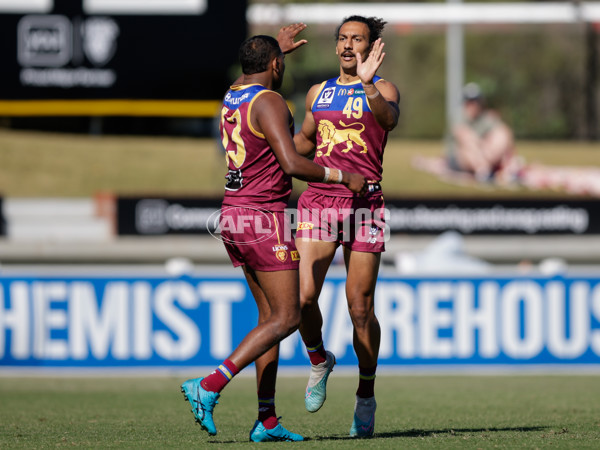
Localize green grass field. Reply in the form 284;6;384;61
1;127;599;198
1;374;599;448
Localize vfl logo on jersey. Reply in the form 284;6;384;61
316;120;368;157
316;87;336;109
273;244;288;263
291;250;300;261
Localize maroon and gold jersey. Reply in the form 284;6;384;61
308;76;388;197
220;83;293;211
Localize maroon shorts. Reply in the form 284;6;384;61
219;206;300;271
295;189;387;253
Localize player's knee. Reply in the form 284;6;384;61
270;308;300;339
347;299;375;329
286;307;302;331
300;292;319;310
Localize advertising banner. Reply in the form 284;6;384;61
1;272;600;369
0;0;247;116
386;199;600;235
116;197;600;236
117;197;221;236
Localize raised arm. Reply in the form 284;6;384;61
255;91;366;194
277;23;308;54
230;24;308;87
356;38;400;131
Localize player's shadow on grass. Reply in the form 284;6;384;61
204;426;549;444
311;425;549;441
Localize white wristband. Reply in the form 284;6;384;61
367;90;380;100
335;168;343;183
323;167;343;184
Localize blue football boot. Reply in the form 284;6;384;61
181;377;220;436
249;420;304;442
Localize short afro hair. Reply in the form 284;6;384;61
239;35;281;75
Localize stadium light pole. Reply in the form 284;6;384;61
572;0;599;141
446;0;464;131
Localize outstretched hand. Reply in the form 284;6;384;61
356;38;385;84
277;23;308;54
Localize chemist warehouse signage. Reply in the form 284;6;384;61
1;273;600;369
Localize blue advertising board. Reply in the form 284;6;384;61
1;272;600;368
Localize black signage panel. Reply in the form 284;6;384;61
385;199;600;235
117;197;222;235
117;197;600;236
0;0;247;105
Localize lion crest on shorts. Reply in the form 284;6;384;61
316;120;368;157
273;244;288;263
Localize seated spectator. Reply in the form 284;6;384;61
446;83;516;182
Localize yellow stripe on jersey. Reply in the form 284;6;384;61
246;89;272;139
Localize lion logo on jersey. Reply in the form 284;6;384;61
316;120;368;157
